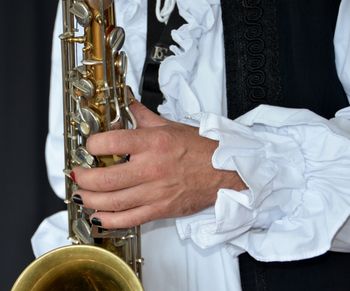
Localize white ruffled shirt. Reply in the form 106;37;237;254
32;0;350;290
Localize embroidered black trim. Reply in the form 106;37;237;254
221;0;282;119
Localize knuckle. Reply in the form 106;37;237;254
103;172;114;185
106;137;118;154
152;128;172;153
98;171;116;191
110;195;123;211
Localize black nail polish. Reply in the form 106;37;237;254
91;217;102;227
72;194;83;205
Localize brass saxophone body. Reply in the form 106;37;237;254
12;0;143;290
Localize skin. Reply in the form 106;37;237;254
73;101;247;229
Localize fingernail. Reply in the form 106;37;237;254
70;171;76;183
72;194;83;205
91;217;102;227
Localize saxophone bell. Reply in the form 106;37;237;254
12;245;143;291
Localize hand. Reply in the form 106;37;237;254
72;102;246;229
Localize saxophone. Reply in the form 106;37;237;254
12;0;143;290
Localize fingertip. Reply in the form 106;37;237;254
91;217;102;227
72;193;83;205
70;171;76;183
70;166;83;184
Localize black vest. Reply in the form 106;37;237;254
221;1;350;290
221;0;348;119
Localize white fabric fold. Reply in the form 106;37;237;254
176;105;350;261
335;0;350;101
332;111;350;137
116;0;146;101
158;0;226;122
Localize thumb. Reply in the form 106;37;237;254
129;100;169;128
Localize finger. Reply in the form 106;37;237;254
86;128;147;156
73;183;155;212
73;160;149;192
129;100;169;128
90;205;163;229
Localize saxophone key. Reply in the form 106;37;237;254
108;26;125;54
70;2;92;27
72;78;95;99
72;146;97;168
79;107;101;136
72;217;94;244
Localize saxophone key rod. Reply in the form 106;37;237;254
12;1;143;290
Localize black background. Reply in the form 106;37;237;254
0;0;64;289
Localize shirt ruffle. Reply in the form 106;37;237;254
116;0;147;99
176;105;350;261
335;0;350;101
158;0;223;122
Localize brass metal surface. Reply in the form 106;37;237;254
12;245;143;291
86;0;113;10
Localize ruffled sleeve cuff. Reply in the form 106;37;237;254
176;105;350;261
